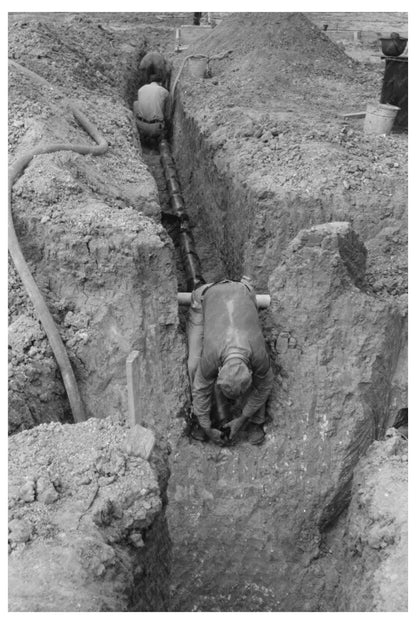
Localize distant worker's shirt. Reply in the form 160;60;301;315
137;82;171;122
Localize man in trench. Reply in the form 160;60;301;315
138;50;171;91
187;278;273;445
133;72;171;145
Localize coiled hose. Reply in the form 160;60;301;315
9;60;109;423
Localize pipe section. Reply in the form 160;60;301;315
159;138;270;308
177;292;271;309
159;138;205;291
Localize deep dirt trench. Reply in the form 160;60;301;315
126;55;408;611
8;12;407;612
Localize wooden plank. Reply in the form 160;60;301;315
126;350;141;427
125;424;155;461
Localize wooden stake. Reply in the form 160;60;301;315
126;350;141;427
342;111;366;119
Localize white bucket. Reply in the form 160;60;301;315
364;103;400;136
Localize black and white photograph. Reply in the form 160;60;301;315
7;2;409;614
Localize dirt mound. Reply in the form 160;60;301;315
8;314;70;433
8;416;169;611
9;15;141;97
195;12;352;72
188;12;380;115
173;12;407;299
8;15;189;432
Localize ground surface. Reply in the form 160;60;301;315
8;11;408;612
9;12;408;301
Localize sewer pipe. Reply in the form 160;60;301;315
177;292;271;308
159;138;271;308
159;138;205;291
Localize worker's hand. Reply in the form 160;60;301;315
203;427;225;446
223;415;246;441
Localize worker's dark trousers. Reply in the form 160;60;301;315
136;118;165;140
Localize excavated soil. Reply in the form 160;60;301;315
172;12;407;296
8;11;408;613
8;416;170;611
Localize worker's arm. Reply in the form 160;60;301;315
192;357;223;444
163;91;172;137
164;60;173;91
164;91;172;121
227;352;273;441
186;286;206;385
192;363;215;429
241;361;273;421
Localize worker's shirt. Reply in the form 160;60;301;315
192;281;273;427
137;82;171;122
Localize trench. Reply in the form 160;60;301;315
123;60;205;612
121;49;408;610
9;22;407;611
125;62;275;612
132;83;404;611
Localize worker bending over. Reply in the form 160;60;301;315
138;51;171;90
187;278;273;445
133;72;171;145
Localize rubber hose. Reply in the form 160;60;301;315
170;49;233;101
9;61;108;423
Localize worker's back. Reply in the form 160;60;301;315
202;282;266;362
138;51;171;89
137;82;169;121
139;51;165;71
190;280;273;442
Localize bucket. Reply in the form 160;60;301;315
188;57;208;79
364;102;400;136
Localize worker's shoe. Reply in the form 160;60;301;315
190;422;208;442
246;422;265;445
